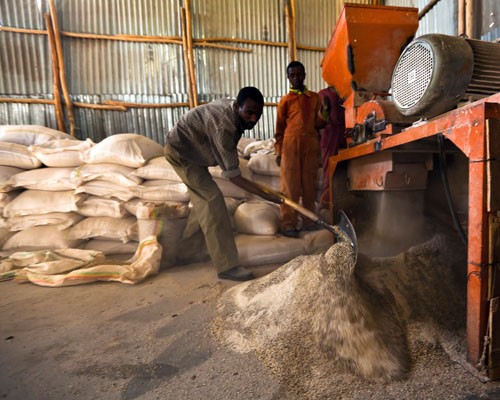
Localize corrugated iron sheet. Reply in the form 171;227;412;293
2;0;498;143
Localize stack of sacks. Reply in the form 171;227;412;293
71;133;164;257
0;125;87;253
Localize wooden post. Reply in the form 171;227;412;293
285;0;297;63
465;0;474;39
458;0;466;36
44;13;66;132
49;0;77;137
180;7;194;109
184;0;198;107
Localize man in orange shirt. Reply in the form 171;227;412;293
274;61;329;237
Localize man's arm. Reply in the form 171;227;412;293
229;175;283;204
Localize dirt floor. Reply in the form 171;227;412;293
2;236;500;400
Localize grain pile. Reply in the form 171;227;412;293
212;225;498;399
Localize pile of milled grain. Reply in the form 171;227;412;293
212;227;500;399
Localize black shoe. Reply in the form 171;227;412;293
218;266;255;281
281;229;300;238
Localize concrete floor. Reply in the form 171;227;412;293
0;261;284;400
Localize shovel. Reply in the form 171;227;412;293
250;181;358;258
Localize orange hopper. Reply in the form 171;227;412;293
321;3;418;125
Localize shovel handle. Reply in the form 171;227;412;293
249;180;338;235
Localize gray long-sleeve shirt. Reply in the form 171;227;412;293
165;99;243;179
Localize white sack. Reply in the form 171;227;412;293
29;138;93;167
123;198;187;218
0;166;24;192
10;236;161;287
131;156;182;182
0;248;106;275
235;234;307;267
0;191;22;212
213;177;250;199
0;228;14;249
224;197;244;215
237;137;257;157
0;142;42;169
74;180;135;201
247;153;281;177
208;158;253;179
3;190;86;218
241;138;276;157
0;125;74;146
7;212;83;231
82;239;139;255
234;200;280;235
131;180;190;202
68;216;138;243
83;133;164;168
2;226;82;251
72;163;142;186
251;174;281;192
77;196;130;218
9;167;77;191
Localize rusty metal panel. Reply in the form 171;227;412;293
488;119;500;212
347;151;431;191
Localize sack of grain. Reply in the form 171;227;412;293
3;190;86;218
68;216;138;243
247;153;280;177
7;211;83;231
209;158;253;179
234;200;280;235
235;234;307;266
131;156;183;182
81;239;139;256
30;138;93;167
0;166;24;192
77;196;130;218
0;125;74;146
2;226;82;251
83;133;164;168
72;163;142;186
131;180;190;202
0;142;42;169
74;180;135;202
9;167;77;191
136;202;189;268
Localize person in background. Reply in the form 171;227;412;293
274;61;330;238
165;86;282;281
318;85;347;212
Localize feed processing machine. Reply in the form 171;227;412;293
321;3;500;378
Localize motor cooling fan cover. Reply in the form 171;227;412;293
391;34;474;118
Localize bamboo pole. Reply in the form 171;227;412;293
180;7;195;109
458;0;466;36
197;37;324;52
285;0;297;63
184;0;198;107
103;100;189;108
0;26;47;35
72;102;127;111
0;98;55;105
44;13;66;132
0;25;327;52
465;0;474;39
48;0;76;137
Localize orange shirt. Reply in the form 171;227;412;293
274;90;323;156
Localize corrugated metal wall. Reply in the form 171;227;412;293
3;0;496;143
0;0;368;142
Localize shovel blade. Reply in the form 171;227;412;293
337;210;358;260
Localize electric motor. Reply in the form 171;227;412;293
391;34;500;118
